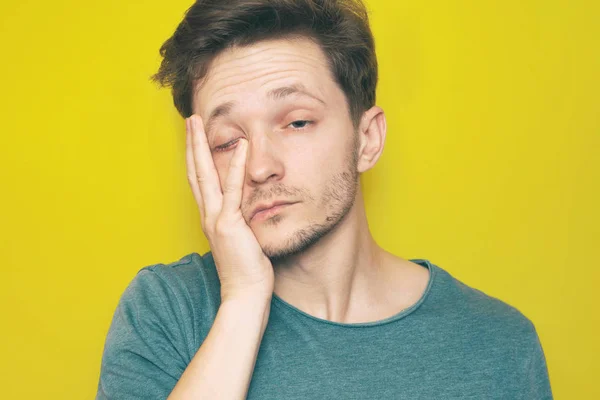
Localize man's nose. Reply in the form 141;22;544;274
244;135;284;185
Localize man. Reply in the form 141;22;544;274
97;0;553;398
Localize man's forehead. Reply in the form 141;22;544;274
195;38;330;105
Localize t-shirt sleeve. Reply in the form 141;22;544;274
96;267;194;399
523;325;554;399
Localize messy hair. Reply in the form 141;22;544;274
150;0;378;130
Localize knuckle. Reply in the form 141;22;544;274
214;222;228;236
214;218;233;236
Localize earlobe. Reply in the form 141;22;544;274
357;106;387;173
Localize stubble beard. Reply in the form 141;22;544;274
263;132;361;264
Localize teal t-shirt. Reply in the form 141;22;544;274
97;252;553;399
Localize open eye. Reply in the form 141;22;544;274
288;120;313;130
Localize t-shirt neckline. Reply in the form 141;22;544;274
270;258;436;328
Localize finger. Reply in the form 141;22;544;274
185;118;205;222
190;114;223;217
221;138;248;216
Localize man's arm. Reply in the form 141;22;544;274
167;294;271;399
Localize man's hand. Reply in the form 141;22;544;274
186;115;274;304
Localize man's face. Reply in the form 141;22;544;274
193;37;360;262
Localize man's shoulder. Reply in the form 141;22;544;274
138;251;218;288
99;252;220;398
122;251;222;325
430;263;538;337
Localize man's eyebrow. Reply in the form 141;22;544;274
204;83;325;138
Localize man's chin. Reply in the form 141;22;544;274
254;228;291;250
256;229;303;261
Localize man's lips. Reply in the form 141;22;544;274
251;202;297;221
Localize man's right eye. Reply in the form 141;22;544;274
214;138;240;153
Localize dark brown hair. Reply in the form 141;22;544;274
150;0;378;130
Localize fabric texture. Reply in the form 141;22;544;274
96;252;553;399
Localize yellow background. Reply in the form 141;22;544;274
1;0;597;398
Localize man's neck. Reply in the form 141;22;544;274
272;196;398;324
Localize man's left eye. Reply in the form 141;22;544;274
288;120;313;129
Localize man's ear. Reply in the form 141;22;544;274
356;106;387;173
